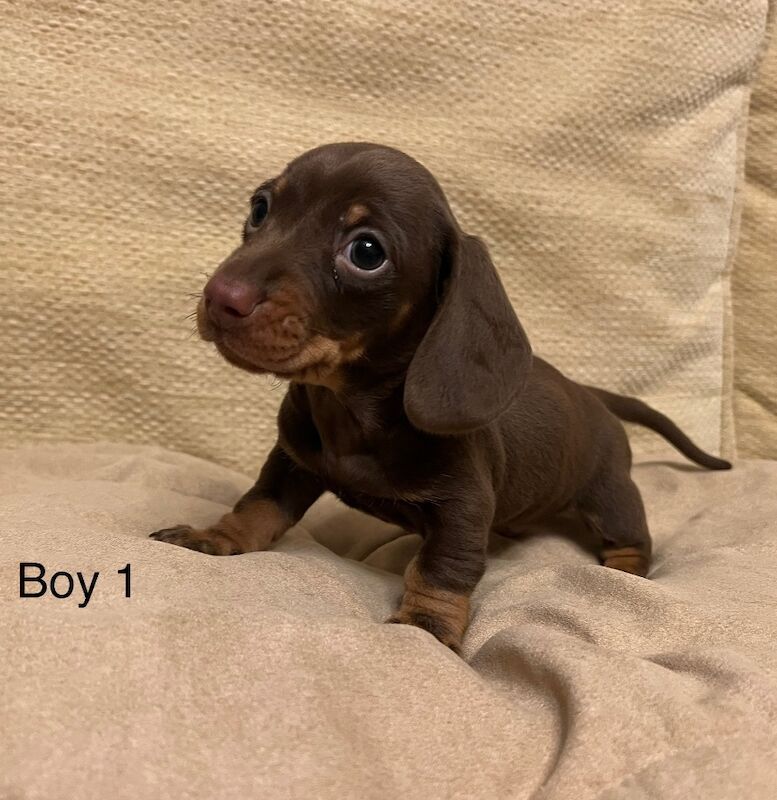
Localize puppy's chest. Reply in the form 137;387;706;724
284;395;433;501
308;436;434;533
308;416;401;496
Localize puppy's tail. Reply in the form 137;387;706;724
587;387;732;471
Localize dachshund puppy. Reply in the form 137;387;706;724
150;142;730;652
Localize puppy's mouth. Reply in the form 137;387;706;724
196;298;362;384
214;336;326;378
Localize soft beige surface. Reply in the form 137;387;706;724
1;2;771;471
734;18;777;458
2;442;776;799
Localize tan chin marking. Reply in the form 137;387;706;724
340;333;365;363
281;333;364;389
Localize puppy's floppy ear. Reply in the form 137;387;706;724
404;232;532;435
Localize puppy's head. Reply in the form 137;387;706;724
198;142;531;433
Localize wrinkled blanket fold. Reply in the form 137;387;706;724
1;443;776;799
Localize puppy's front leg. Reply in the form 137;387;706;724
150;445;323;556
387;507;490;654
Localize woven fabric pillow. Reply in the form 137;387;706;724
733;24;777;459
1;1;770;473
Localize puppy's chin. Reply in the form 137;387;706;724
196;303;364;389
215;333;366;391
210;333;306;374
211;334;340;386
213;339;273;375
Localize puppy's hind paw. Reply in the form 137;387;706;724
601;545;650;577
385;609;464;655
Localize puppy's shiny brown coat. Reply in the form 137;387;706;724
150;142;730;653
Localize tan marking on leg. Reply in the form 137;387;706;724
386;558;470;652
214;498;292;552
150;499;291;556
344;203;370;227
601;545;650;577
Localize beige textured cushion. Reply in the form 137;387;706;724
3;443;777;798
733;24;777;458
1;2;770;471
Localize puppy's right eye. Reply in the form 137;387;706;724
249;195;269;227
344;235;387;271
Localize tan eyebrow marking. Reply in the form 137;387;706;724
344;203;370;227
274;173;288;193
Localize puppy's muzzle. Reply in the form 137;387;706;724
198;273;316;375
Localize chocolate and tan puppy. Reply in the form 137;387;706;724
150;142;730;652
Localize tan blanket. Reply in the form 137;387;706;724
2;443;777;799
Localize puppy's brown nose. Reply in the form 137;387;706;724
204;276;264;327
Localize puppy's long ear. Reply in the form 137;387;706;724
404;233;532;435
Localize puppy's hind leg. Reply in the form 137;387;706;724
578;467;652;578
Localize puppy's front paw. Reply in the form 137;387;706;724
386;609;464;654
149;525;243;556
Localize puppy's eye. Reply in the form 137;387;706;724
249;195;269;227
345;235;386;271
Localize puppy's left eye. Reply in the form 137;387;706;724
345;235;386;271
249;195;269;227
